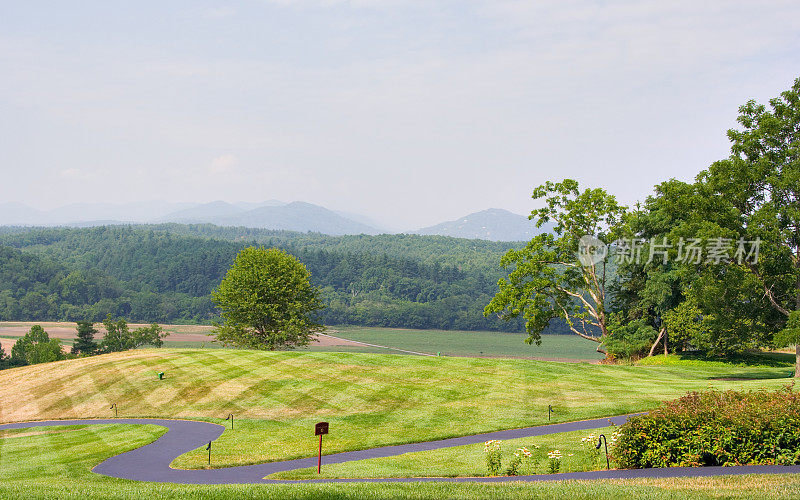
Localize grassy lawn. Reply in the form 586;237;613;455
270;426;618;480
0;349;792;471
1;424;800;499
0;424;166;486
319;327;604;361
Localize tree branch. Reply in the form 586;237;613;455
744;262;791;316
558;304;602;343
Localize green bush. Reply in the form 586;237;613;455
603;316;658;360
614;387;800;468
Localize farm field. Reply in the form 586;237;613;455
325;326;604;361
0;348;792;471
0;321;602;361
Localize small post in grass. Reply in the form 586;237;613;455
110;403;117;418
596;434;610;470
315;422;329;474
206;441;212;465
548;404;552;421
225;413;234;430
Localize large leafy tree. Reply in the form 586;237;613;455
484;180;627;354
610;179;776;357
10;325;65;366
697;77;800;373
100;315;168;352
212;247;325;350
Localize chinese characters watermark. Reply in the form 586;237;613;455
578;236;761;267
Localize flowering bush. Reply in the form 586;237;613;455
610;428;623;444
614;386;800;468
505;447;533;476
547;449;562;473
484;440;502;475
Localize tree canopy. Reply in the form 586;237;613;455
484;179;626;353
10;325;65;366
212;247;325;350
100;316;168;352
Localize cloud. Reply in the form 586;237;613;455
208;154;239;175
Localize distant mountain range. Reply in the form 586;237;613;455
0;202;544;241
158;201;383;235
410;208;548;242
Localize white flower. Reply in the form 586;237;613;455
483;440;501;452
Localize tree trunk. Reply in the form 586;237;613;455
796;344;800;378
648;327;665;357
663;327;668;355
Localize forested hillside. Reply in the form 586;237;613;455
0;225;549;332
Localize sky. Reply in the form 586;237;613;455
1;1;799;230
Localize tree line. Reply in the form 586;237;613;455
0;226;577;333
0;317;167;370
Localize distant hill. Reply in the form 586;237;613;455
158;201;246;223
214;201;382;235
410;208;547;242
0;202;45;225
0;201;194;226
0;200;385;236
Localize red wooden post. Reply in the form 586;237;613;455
318;434;323;474
315;421;328;474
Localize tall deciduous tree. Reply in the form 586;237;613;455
10;325;65;366
100;316;168;352
212;247;325;350
484;180;626;354
698;77;800;374
101;315;134;352
609;179;776;358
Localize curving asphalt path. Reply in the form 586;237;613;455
3;416;800;484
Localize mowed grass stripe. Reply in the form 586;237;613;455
4;423;800;498
0;348;793;469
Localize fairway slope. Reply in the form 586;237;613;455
0;349;792;468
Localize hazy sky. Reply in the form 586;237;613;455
1;1;799;229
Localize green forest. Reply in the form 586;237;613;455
0;225;550;332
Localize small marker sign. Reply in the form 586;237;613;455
315;422;329;474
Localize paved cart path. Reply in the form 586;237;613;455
3;416;800;484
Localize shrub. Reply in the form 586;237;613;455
483;440;502;476
547;449;562;473
614;386;800;468
603;316;658;360
505;447;532;476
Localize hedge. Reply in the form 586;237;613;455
614;386;800;468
